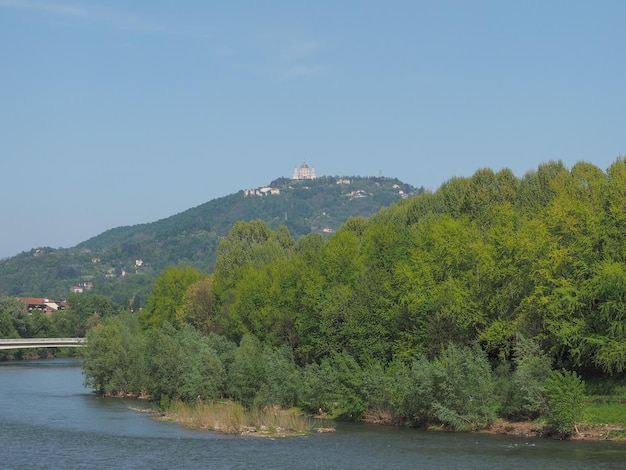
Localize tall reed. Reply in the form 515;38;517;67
169;401;318;436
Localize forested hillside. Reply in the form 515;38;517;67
0;176;417;303
78;158;626;435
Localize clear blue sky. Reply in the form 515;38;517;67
1;1;624;259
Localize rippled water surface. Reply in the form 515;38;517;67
1;359;625;469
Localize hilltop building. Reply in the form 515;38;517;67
293;161;316;180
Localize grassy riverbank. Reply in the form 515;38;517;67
577;378;626;440
159;401;333;437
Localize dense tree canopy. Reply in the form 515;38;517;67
78;158;626;434
206;159;626;374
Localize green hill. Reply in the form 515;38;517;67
0;176;420;305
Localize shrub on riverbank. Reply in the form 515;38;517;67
544;369;586;435
86;316;625;438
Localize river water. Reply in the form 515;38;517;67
1;359;625;469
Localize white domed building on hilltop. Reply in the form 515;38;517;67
292;161;316;180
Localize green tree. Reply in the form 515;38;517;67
324;351;366;420
214;220;285;290
254;346;302;408
140;266;206;329
142;323;226;402
518;160;567;215
578;259;626;374
300;361;336;414
213;221;294;340
0;296;25;338
176;327;226;402
176;277;216;334
545;369;586;435
602;157;626;259
28;310;55;338
352;218;411;363
498;335;552;419
228;334;266;407
436;176;470;218
394;216;484;357
143;322;186;401
83;313;145;396
299;351;365;419
429;344;497;431
61;293;122;337
398;355;436;425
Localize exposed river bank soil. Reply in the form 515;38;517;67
361;410;626;442
483;419;626;441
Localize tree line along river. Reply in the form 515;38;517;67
1;358;625;469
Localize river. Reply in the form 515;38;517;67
1;359;625;469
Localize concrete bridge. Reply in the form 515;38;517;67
0;338;86;350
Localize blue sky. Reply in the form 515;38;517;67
1;0;624;259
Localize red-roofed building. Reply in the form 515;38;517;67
17;298;67;315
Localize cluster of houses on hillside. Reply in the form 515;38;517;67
243;187;281;197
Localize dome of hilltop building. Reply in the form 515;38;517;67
292;161;316;180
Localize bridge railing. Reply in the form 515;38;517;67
0;338;86;350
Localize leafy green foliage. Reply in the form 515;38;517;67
497;335;552;419
227;334;266;407
202;158;626;379
83;313;145;396
429;344;497;431
299;352;365;419
75;157;626;435
365;345;497;430
254;346;302;408
61;293;121;337
324;352;366;420
545;369;586;435
395;356;435;425
176;277;216;334
142;323;226;402
140;266;206;329
0;297;29;338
